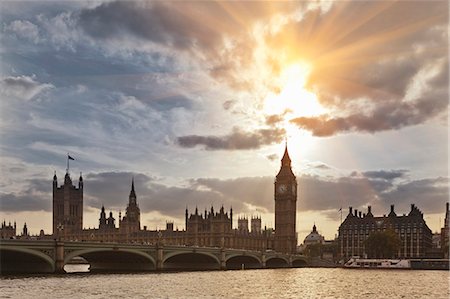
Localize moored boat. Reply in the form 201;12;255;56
344;257;411;269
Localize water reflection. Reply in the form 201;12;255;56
1;268;448;299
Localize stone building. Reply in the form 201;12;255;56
274;144;298;253
338;204;432;260
52;171;83;236
0;221;16;239
303;224;325;246
51;145;298;253
441;202;449;258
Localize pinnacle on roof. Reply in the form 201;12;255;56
129;177;136;198
281;140;291;164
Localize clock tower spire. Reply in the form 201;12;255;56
274;142;297;253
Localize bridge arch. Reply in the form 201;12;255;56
266;256;290;268
0;247;55;273
292;258;308;267
163;251;220;271
226;253;262;270
64;248;156;272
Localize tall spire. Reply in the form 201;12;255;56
281;140;291;166
276;141;295;179
129;177;136;200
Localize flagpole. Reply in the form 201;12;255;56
67;153;69;173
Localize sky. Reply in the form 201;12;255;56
0;1;448;243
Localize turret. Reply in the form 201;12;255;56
230;207;233;228
22;223;28;236
388;204;396;217
129;177;137;205
79;172;83;189
99;205;107;229
53;171;58;188
366;206;373;217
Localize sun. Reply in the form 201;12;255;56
263;62;325;117
263;62;326;157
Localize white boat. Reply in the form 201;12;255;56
344;257;411;269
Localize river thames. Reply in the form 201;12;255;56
1;267;449;299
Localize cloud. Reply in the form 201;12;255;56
290;88;448;136
380;177;449;214
222;100;235;111
361;170;407;181
274;1;449;136
312;164;331;170
0;179;51;212
177;127;285;150
0;75;54;101
265;114;284;125
4;20;41;43
266;154;278;161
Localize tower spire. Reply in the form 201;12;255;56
129;177;136;199
281;140;291;166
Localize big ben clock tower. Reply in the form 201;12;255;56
274;143;298;253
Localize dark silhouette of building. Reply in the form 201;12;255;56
119;178;141;235
274;144;298;253
441;202;449;258
339;204;432;260
22;223;28;237
52;171;83;236
48;146;298;252
0;221;16;239
99;206;116;230
251;216;262;234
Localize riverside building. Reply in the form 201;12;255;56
50;145;298;253
338;204;433;260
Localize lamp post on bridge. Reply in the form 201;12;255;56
56;223;64;241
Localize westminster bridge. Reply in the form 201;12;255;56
0;239;308;274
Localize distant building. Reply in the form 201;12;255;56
0;221;16;239
338;204;432;260
251;216;262;234
53;171;83;236
49;145;297;253
238;216;249;233
441;202;449;258
303;224;325;246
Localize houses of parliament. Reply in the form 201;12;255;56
51;146;298;253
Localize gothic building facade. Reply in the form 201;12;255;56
51;146;298;253
52;172;83;236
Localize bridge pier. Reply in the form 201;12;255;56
156;245;163;271
220;248;226;270
262;253;266;268
55;241;65;273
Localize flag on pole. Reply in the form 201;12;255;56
68;155;75;160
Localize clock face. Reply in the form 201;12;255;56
278;184;287;193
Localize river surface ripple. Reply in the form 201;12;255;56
1;267;449;299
